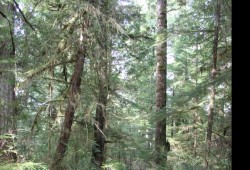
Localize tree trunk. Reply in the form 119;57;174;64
193;111;198;158
48;62;55;157
0;2;17;163
155;0;167;166
171;88;174;138
193;45;199;158
51;41;86;169
205;0;221;168
91;1;112;168
92;80;108;168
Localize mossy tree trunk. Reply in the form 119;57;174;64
205;0;221;168
155;0;168;166
0;1;17;163
51;27;86;169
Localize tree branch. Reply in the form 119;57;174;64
172;29;214;35
0;10;15;55
127;34;153;40
167;7;181;13
24;59;76;84
13;0;35;31
0;11;7;19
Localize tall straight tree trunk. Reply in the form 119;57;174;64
48;64;57;158
0;2;17;162
92;1;111;168
171;88;174;138
193;44;199;158
51;35;86;169
92;78;108;168
155;0;167;166
205;0;220;168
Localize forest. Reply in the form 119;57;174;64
0;0;231;169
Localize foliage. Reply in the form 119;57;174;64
0;162;47;170
0;0;231;169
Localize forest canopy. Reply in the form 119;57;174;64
0;0;231;169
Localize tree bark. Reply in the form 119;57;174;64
0;2;17;163
205;0;221;168
91;1;111;168
51;41;86;169
155;0;167;166
171;88;174;138
92;83;108;168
